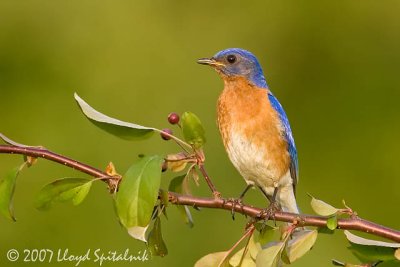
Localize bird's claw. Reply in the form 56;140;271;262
256;202;281;223
224;197;245;220
254;202;281;232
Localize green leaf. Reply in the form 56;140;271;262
72;181;92;205
74;93;155;140
147;217;168;257
166;153;188;172
159;189;169;208
344;230;399;263
248;234;262;260
327;215;338;230
0;133;39;149
127;225;149;242
229;247;246;267
35;178;93;210
285;230;318;263
331;259;346;266
168;175;186;193
229;235;260;267
168;175;194;227
345;231;400;248
255;224;277;246
331;260;367;267
309;194;338;216
0;163;25;221
395;249;400;260
256;241;285;267
348;243;397;263
179;206;194;227
181;112;206;148
230;247;256;267
233;257;256;267
194;251;230;267
115;155;163;229
332;260;386;267
281;247;290;265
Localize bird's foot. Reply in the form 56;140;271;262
223;197;245;220
256;202;281;225
255;202;281;232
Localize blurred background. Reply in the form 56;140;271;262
1;1;400;266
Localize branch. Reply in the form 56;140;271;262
1;144;399;243
0;145;108;178
169;192;400;242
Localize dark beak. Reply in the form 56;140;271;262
197;58;225;67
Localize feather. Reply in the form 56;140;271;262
267;92;299;194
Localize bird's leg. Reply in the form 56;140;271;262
257;185;274;203
238;184;253;202
230;184;253;220
257;186;281;224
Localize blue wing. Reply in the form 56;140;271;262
267;92;299;193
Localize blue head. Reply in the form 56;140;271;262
197;48;268;88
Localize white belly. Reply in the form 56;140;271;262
227;131;298;213
226;131;279;188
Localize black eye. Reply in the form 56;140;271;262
227;54;236;64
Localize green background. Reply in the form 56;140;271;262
1;1;400;266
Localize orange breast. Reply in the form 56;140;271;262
217;77;290;179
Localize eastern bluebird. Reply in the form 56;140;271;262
198;48;299;214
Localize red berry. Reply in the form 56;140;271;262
160;128;173;140
168;112;180;125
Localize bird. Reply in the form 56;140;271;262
197;48;299;214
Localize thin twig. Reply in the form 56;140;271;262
198;164;220;198
0;145;112;179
